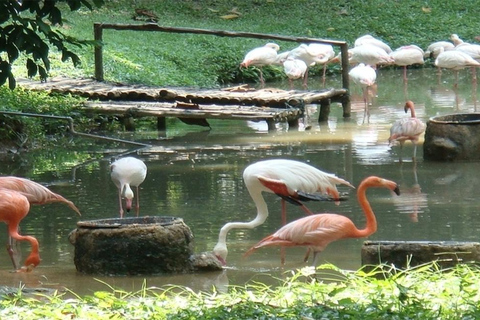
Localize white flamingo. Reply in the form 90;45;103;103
348;44;394;68
212;159;354;265
110;157;147;218
283;57;308;89
389;45;425;82
354;34;392;53
349;63;377;122
435;48;480;87
287;43;334;88
240;43;280;87
424;41;454;59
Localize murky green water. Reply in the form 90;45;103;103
1;67;480;295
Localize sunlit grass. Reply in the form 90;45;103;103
1;263;480;319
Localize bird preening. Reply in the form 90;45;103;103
0;176;81;272
244;176;400;267
110;156;147;218
213;158;354;266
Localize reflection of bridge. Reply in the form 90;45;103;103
17;77;349;131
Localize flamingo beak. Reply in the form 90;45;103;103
125;198;133;212
215;255;227;266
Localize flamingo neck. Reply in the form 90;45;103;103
215;191;269;252
406;102;416;118
352;182;377;238
9;227;40;269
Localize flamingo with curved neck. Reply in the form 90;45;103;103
389;101;426;162
213;159;354;265
0;188;41;272
244;176;400;266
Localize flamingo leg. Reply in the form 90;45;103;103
302;69;310;90
280;199;287;265
6;237;20;270
322;64;327;87
258;68;265;88
118;190;124;218
135;186;140;217
403;66;408;83
412;143;418;161
362;88;370;124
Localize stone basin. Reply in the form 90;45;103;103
423;113;480;161
69;216;222;275
361;240;480;271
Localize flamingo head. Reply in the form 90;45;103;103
213;243;228;266
21;253;41;272
123;185;134;212
404;100;414;113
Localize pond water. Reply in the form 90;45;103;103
1;66;480;296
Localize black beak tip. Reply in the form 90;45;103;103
394;185;401;196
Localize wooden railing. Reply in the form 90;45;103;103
93;23;350;91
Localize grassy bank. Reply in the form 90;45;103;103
45;0;480;87
2;263;480;319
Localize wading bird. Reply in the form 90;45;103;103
435;49;480;87
0;188;40;272
111;157;147;218
349;63;377;122
389;101;426;162
0;176;81;269
287;43;334;88
244;176;400;266
213;159;354;265
0;176;81;214
354;34;392;54
283;56;308;89
389;45;425;82
240;43;280;87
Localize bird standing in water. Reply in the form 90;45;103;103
0;176;81;269
244;176;400;266
0;188;40;272
389;101;426;162
111;157;147;218
213;159;354;265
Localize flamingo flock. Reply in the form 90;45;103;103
240;33;480;91
9;33;477;273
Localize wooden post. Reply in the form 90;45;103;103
318;99;331;122
340;43;351;118
266;119;276;131
94;23;104;81
157;117;166;131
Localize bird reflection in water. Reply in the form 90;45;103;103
392;164;428;223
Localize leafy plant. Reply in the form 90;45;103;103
0;0;104;89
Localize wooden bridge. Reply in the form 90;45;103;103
17;77;349;131
15;25;352;131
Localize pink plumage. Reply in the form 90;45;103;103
389;101;426;161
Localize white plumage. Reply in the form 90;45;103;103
110;157;147;218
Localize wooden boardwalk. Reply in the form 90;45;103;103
17;77;349;131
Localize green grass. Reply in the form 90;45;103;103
2;263;480;319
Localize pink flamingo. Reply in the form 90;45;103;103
389;101;426;162
244;176;400;266
213;159;354;265
0;176;81;269
0;188;40;272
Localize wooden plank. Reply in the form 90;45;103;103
83;101;303;122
